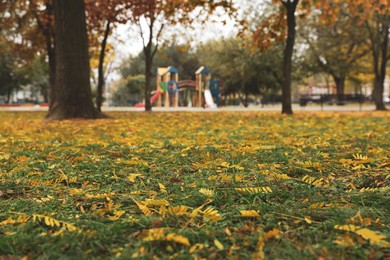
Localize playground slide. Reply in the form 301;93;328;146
151;91;163;103
204;89;217;109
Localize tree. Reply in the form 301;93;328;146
85;0;129;112
0;40;23;103
45;0;102;120
279;0;299;114
254;0;307;114
29;0;56;108
111;75;145;106
309;0;389;110
1;0;56;107
301;6;369;104
155;43;200;81
363;2;389;110
197;37;283;106
126;0;234;111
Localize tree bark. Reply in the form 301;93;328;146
332;75;346;105
33;1;56;108
143;20;158;112
96;21;111;112
281;0;299;115
369;19;388;111
144;45;153;112
47;42;56;106
46;0;102;120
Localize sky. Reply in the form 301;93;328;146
106;0;267;82
106;6;240;82
109;0;268;57
112;12;239;57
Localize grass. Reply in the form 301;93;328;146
0;111;389;259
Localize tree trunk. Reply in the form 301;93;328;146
372;76;386;110
47;41;56;107
144;50;153;112
281;0;299;115
6;91;11;104
46;0;102;120
370;21;388;111
332;75;346;105
96;21;111;112
143;21;155;112
33;1;56;108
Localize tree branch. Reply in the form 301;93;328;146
151;23;164;59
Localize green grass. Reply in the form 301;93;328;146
0;111;389;259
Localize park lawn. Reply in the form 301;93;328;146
0;111;389;259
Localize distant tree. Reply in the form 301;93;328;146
85;0;129;112
198;38;283;106
301;6;369;104
25;55;50;102
362;1;389;110
112;75;145;106
119;53;146;78
155;43;200;80
253;0;329;114
306;0;388;109
46;0;102;120
0;41;23;103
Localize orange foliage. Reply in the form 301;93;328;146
253;0;388;50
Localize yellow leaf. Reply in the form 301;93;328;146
166;233;191;247
167;205;190;216
189;243;204;253
128;174;142;183
265;228;282;240
159;182;167;194
143;199;170;206
334;234;357;247
189;204;206;218
199;188;214;197
220;162;230;167
130;197;152;216
0;217;16;226
44;216;51;226
203;207;222;222
214;239;224;250
355;228;389;245
124;157;148;166
0;153;11;160
240;210;260;217
304;217;312;224
334;224;358;232
235;187;272;194
334;225;390;246
16;156;29;162
310;202;326;209
254;235;265;259
108;210;126;221
271;173;291;180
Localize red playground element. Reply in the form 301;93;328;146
151;91;163;103
134;91;163;108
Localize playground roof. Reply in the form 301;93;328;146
158;66;178;76
196;66;211;75
166;66;178;74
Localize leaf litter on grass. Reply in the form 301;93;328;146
0;111;389;259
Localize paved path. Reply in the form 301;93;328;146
0;104;387;112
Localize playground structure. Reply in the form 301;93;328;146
153;66;221;108
154;66;179;108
